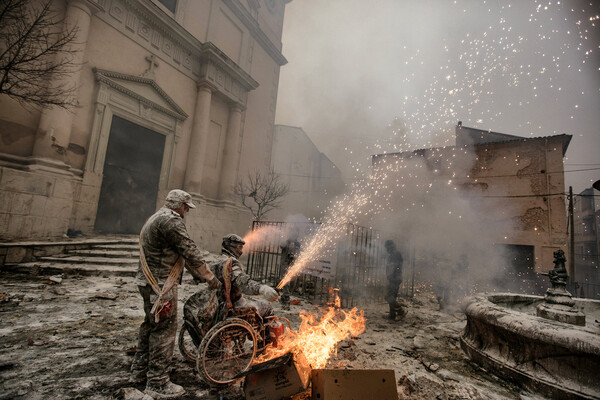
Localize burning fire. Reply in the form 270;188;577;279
258;293;366;369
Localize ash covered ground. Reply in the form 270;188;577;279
0;266;545;400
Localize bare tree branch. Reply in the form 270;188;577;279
234;169;289;221
0;0;80;110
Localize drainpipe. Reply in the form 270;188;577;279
569;186;575;281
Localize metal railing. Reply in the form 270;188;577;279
245;221;390;307
568;281;600;300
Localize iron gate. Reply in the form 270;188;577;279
245;221;413;307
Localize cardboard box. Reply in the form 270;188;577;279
243;353;311;400
311;369;397;400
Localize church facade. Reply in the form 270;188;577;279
0;0;290;251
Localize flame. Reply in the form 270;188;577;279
258;293;366;369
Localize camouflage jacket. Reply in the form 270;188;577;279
211;248;262;303
136;206;214;286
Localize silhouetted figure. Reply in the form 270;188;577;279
279;235;300;310
384;240;405;320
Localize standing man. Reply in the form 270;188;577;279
131;189;221;399
214;234;279;318
279;232;301;310
384;240;406;320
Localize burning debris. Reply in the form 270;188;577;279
256;293;366;370
239;292;384;400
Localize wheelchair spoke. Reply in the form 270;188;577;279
198;318;257;385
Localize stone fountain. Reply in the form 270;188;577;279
460;250;600;400
536;250;585;326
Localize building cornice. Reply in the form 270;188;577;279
222;0;288;66
94;0;259;106
373;134;573;162
200;42;259;91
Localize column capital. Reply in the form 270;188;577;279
66;0;104;16
197;80;218;93
229;102;245;113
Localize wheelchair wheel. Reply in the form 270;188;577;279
178;324;199;363
197;318;257;386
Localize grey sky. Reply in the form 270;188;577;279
275;0;600;194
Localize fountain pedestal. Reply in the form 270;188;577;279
535;249;585;326
536;287;585;326
536;301;585;326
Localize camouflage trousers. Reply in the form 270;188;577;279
131;284;178;386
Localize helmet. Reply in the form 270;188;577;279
222;233;245;258
222;233;245;247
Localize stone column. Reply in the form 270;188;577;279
218;104;243;201
32;0;98;162
183;84;213;196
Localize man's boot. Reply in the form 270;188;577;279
396;307;407;319
385;304;396;320
144;381;185;399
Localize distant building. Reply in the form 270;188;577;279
0;0;290;251
372;123;572;281
573;187;600;285
270;125;345;221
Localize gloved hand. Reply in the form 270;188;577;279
259;285;279;302
208;276;222;290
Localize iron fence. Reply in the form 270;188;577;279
245;221;395;307
568;281;600;300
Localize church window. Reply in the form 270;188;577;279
158;0;177;14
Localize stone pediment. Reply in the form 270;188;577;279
94;68;188;120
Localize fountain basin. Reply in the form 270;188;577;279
460;293;600;400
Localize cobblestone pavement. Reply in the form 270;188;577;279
0;267;542;400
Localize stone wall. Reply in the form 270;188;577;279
185;200;253;254
270;125;345;221
68;171;103;234
0;167;77;240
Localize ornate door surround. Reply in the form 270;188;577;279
86;68;188;190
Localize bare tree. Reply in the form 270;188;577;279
0;0;79;109
234;169;289;221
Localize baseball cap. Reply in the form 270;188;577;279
166;189;196;209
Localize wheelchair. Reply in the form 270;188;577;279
178;290;291;386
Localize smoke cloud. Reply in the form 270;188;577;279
276;0;600;192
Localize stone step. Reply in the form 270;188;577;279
39;256;138;266
92;244;139;251
67;249;139;259
2;262;136;277
1;236;140;265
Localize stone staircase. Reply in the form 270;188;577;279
1;236;140;277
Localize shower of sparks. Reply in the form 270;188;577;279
277;1;598;289
373;0;598;154
278;151;476;289
323;0;599;172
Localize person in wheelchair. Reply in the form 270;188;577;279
179;234;284;385
213;233;279;318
